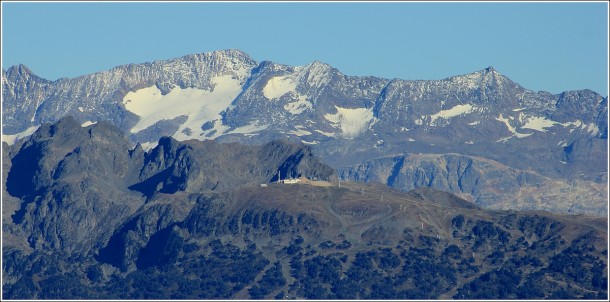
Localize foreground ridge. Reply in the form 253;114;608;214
1;118;607;299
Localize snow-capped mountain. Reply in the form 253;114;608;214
2;49;607;214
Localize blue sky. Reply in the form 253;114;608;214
2;1;608;96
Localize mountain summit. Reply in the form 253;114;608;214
2;49;607;215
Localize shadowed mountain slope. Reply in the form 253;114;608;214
1;118;607;299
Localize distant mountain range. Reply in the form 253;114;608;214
2;49;607;216
1;118;607;299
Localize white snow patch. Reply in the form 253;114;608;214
123;75;242;140
289;129;312;136
2;126;39;145
558;140;568;147
263;76;297;100
560;120;583;134
78;107;84;112
324;106;374;139
284;95;312;115
81;121;97;127
586;123;599;134
558;120;598;135
301;140;319;145
414;118;423;125
522;116;557;132
315;129;335;137
495;114;533;140
468;121;480;126
496;114;517;133
465;141;474;144
430;104;474;125
408;138;416;142
140;142;157;151
512;132;532;139
368;117;379;130
560;120;583;128
512;108;526;112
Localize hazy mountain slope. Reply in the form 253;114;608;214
340;153;607;216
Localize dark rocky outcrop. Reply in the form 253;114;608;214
4;117;145;255
130;138;335;198
2;117;335;257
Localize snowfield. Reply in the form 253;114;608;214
263;76;297;100
284;95;313;115
429;104;474;125
585;123;599;135
81;121;97;127
289;129;313;136
324;106;374;139
122;75;242;140
2;125;39;145
495;114;533;141
315;129;336;137
522;116;557;132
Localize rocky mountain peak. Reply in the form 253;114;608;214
304;60;333;74
479;66;511;83
212;48;255;61
174;48;255;65
4;64;34;80
23;115;80;144
2;50;606;217
301;60;335;85
443;66;519;92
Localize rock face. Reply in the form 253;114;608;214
2;50;257;135
340;153;607;216
2;117;334;257
4;117;145;255
131;137;335;198
2;49;607;215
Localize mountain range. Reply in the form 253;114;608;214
1;117;607;299
2;49;607;216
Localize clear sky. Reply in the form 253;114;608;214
1;1;608;96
